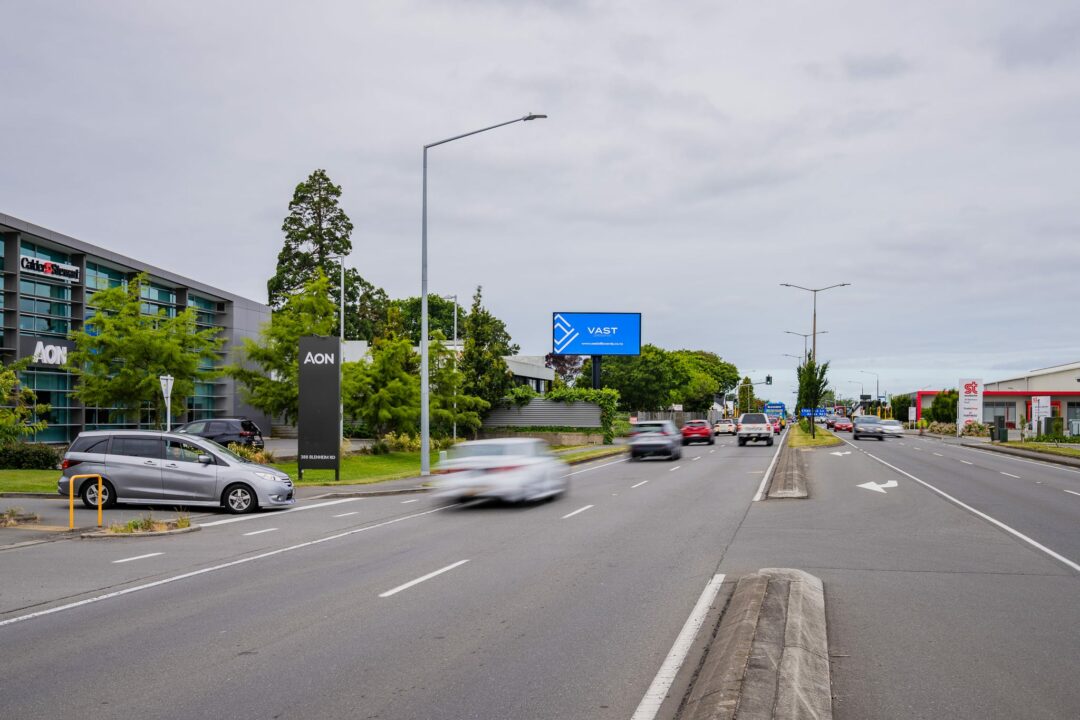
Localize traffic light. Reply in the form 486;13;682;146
765;375;773;385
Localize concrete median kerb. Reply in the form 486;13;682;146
80;525;201;539
767;442;809;499
680;569;832;720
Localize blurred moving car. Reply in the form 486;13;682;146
825;414;838;429
737;413;774;446
681;419;715;446
629;420;682;461
714;418;737;436
175;417;265;448
771;418;782;434
833;418;853;432
880;419;905;437
432;438;568;504
853;415;885;440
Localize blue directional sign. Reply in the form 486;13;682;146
800;408;828;417
552;312;641;356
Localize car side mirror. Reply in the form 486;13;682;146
198;455;213;465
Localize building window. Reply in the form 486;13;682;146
983;401;1017;429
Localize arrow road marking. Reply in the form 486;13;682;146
857;480;899;494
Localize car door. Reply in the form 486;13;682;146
207;420;231;445
162;439;220;503
104;436;165;500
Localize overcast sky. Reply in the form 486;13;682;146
4;0;1079;403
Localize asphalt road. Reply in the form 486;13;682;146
0;436;776;720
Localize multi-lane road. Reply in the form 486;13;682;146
1;430;1078;719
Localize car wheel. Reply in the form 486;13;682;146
81;479;117;509
767;437;774;446
738;438;746;446
878;436;885;441
708;438;715;445
223;484;258;514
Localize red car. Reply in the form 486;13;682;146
833;418;853;432
681;420;715;446
771;418;782;434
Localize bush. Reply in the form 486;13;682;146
226;443;276;464
343;420;372;439
926;421;957;435
505;385;539;407
961;422;989;437
0;442;60;470
545;386;621;444
1031;434;1079;444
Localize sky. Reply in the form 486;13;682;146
3;0;1079;405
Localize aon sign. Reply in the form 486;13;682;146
33;341;69;366
303;351;336;365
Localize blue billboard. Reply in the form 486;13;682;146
552;312;641;356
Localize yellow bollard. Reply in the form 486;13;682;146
68;474;103;531
98;476;103;528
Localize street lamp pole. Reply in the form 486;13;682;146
785;330;828;360
421;113;547;475
859;370;880;403
780;283;850;360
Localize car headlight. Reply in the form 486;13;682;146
255;471;287;483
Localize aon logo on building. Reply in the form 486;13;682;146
303;351;336;365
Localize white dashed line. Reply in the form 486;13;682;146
692;456;701;461
1001;472;1021;479
378;559;469;598
200;498;360;527
400;499;418;504
112;553;163;564
631;480;649;489
561;504;594;520
669;466;682;472
243;528;278;536
563;457;628;477
709;450;716;454
959;460;973;465
1066;490;1080;497
933;452;944;457
333;511;359;518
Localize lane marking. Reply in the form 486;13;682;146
333;511;359;518
933;452;944;457
1001;472;1021;479
669;466;682;472
631;573;726;720
1066;490;1080;497
378;559;469;598
839;437;1080;574
0;505;449;628
563;457;628;477
200;498;360;527
242;528;278;537
753;431;789;502
949;442;1080;476
631;481;649;489
400;499;418;504
913;447;922;451
709;450;716;454
561;504;594;520
112;552;163;564
959;460;973;465
692;456;701;462
898;442;906;446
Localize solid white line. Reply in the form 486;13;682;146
333;511;359;518
112;552;163;564
959;460;973;465
631;480;649;489
753;431;789;502
378;559;469;598
1065;490;1080;497
561;504;594;520
956;443;1080;475
838;438;1080;574
631;573;726;720
400;499;418;504
242;528;278;536
692;456;701;462
199;498;360;527
1001;472;1021;479
0;505;449;628
563;457;628;477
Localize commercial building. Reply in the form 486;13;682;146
1;212;271;443
915;361;1080;434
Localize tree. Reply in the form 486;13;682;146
460;286;518;408
390;295;467;346
0;359;49;444
796;357;830;437
734;376;763;415
346;331;421;437
601;345;680;410
227;272;336;425
889;394;913;424
267;168;388;341
545;352;583;387
428;330;488;437
927;389;958;423
68;274;223;426
670;350;740;412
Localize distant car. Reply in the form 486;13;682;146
825;414;838;429
770;418;782;434
175;418;264;448
737;413;774;446
681;419;715;446
714;418;737;435
432;438;568;504
833;418;853;432
853;415;885;440
629;420;682;461
880;419;905;437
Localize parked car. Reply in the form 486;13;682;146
175;417;265;448
629;420;682;460
833;418;853;432
58;430;293;514
853;415;886;440
737;413;774;446
681;419;715;446
431;438;568;504
880;419;905;437
714;418;737;436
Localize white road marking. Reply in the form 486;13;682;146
857;480;898;494
199;498;361;527
913;447;922;451
631;480;649;489
333;511;359;518
112;552;163;564
709;449;716;454
669;466;682;472
898;442;906;446
631;573;726;720
561;504;594;520
753;430;789;502
378;559;469;598
933;452;944;457
692;456;701;461
959;460;973;465
839;437;1080;574
242;528;278;536
1066;490;1080;497
562;457;628;477
0;505;450;628
954;443;1080;476
1001;472;1021;479
400;499;418;504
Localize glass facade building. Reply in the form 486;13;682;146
1;213;271;443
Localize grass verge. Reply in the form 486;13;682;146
560;446;627;464
271;451;436;486
788;423;843;449
999;442;1080;459
0;469;59;495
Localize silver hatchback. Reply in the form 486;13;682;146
58;430;294;514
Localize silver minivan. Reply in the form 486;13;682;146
58;430;294;514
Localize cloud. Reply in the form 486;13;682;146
842;53;911;80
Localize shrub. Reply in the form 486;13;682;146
505;385;539;407
381;431;421;452
545;386;621;444
343;420;372;438
0;442;60;470
961;422;989;437
226;442;276;464
1031;434;1078;444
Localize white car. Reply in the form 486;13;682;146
432;438;569;504
714;419;737;435
880;419;905;437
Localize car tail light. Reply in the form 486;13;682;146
61;458;80;470
240;431;253;437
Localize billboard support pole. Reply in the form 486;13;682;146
591;355;601;390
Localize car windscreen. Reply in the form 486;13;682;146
855;416;880;423
632;423;667;433
686;421;709;427
741;414;768;424
882;420;901;426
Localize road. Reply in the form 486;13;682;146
0;436;774;720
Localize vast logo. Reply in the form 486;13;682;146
303;351;336;365
553;314;579;354
32;341;68;366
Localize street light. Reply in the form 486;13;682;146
442;293;459;441
421;113;547;475
859;370;880;404
847;379;864;397
779;283;850;360
782;353;802;363
784;330;828;360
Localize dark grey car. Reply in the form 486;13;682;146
58;430;294;514
629;420;682;461
852;415;886;440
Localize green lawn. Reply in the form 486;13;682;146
788;423;843;449
0;469;60;494
1000;442;1080;459
560;446;627;464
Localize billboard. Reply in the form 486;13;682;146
298;336;341;478
958;378;983;430
552;312;641;356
